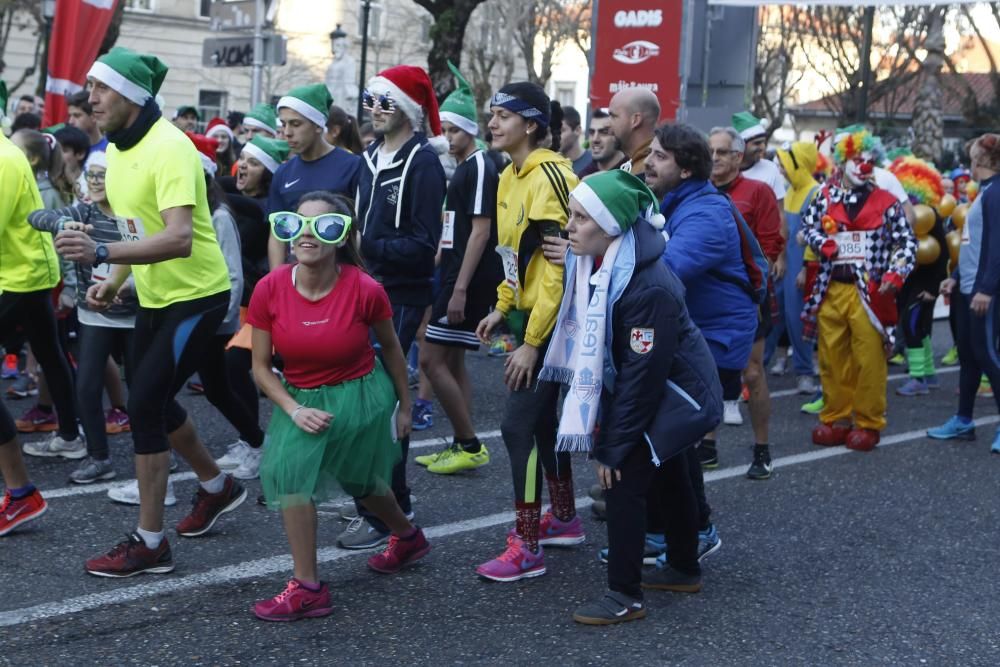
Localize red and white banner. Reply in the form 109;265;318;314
42;0;118;127
589;1;684;120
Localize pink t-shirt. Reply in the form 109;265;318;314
248;263;393;388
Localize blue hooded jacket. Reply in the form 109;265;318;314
659;179;757;370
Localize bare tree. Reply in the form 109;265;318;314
412;0;490;98
753;6;806;138
0;0;43;95
955;4;1000;132
464;0;517;120
504;0;588;87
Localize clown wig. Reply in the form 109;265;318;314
833;129;883;164
888;155;945;207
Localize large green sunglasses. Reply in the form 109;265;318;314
268;211;352;246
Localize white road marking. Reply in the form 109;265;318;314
3;414;997;628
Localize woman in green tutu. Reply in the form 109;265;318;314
247;191;430;622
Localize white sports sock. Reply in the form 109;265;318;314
136;526;164;549
200;472;227;494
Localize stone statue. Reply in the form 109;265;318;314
324;24;358;113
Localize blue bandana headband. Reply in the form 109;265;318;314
490;91;549;130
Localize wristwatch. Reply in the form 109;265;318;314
93;243;110;267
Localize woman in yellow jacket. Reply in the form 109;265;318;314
475;82;581;582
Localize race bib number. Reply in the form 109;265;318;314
441;211;455;249
497;245;519;292
91;262;112;282
115;217;146;243
833;230;869;265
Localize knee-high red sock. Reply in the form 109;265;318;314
514;502;541;552
546;471;576;522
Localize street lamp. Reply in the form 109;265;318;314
38;0;57;99
357;0;372;122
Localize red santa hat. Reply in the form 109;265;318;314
205;116;234;142
185;131;220;176
367;65;442;136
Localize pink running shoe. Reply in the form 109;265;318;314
367;528;431;574
476;533;546;582
538;511;585;547
105;408;131;434
253;579;332;621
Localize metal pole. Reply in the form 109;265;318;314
857;5;875;123
357;0;372;121
700;4;714;108
677;0;697;122
251;0;265;106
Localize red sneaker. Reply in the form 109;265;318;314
175;475;246;537
0;488;47;536
105;407;131;434
85;532;174;577
367;527;431;574
812;422;851;447
253;579;333;621
845;428;880;452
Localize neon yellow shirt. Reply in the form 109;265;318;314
0;134;60;294
494;149;578;347
105;118;230;308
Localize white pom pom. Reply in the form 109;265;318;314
647;212;666;230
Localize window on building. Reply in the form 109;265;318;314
124;0;154;11
554;83;575;108
361;1;383;40
199;0;211;18
198;90;228;127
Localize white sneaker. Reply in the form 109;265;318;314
215;439;251;471
23;433;87;459
107;478;177;506
796;375;818;395
769;354;787;376
723;400;744;426
233;445;263;480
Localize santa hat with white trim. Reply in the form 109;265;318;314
439;61;478;136
732;111;768;141
240;135;289;174
277;84;332;129
367;65;442;136
570;170;665;236
206;117;234;142
185;131;219;176
87;47;168;107
244;103;278;136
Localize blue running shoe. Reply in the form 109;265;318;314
896;378;928;396
598;533;665;565
654;524;722;568
926;415;976;441
991;430;1000;455
411;399;433;431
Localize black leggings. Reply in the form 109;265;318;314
0;290;78;440
198;335;263;447
954;291;1000;418
501;374;570;506
607;444;701;599
76;323;133;460
128;293;228;454
900;297;935;348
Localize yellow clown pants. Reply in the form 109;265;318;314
817;281;887;431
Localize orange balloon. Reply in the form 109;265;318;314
946;230;961;267
913;204;936;237
936;193;956;218
951;203;968;230
916;235;941;266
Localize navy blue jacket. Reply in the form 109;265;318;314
357;133;447;305
596;221;723;469
974;173;1000;296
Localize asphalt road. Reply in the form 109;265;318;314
1;323;999;666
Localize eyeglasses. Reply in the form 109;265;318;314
268;212;352;245
362;90;396;114
84;171;106;182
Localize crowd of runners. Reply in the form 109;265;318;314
1;47;998;626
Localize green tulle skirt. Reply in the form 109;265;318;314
260;360;400;509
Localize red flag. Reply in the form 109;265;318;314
42;0;118;127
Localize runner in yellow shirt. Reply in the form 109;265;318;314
53;48;246;577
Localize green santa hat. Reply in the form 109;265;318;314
439;61;479;136
277;84;332;129
570;170;665;236
240;135;289;173
243;103;278;136
87;47;168;107
732;111;767;141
